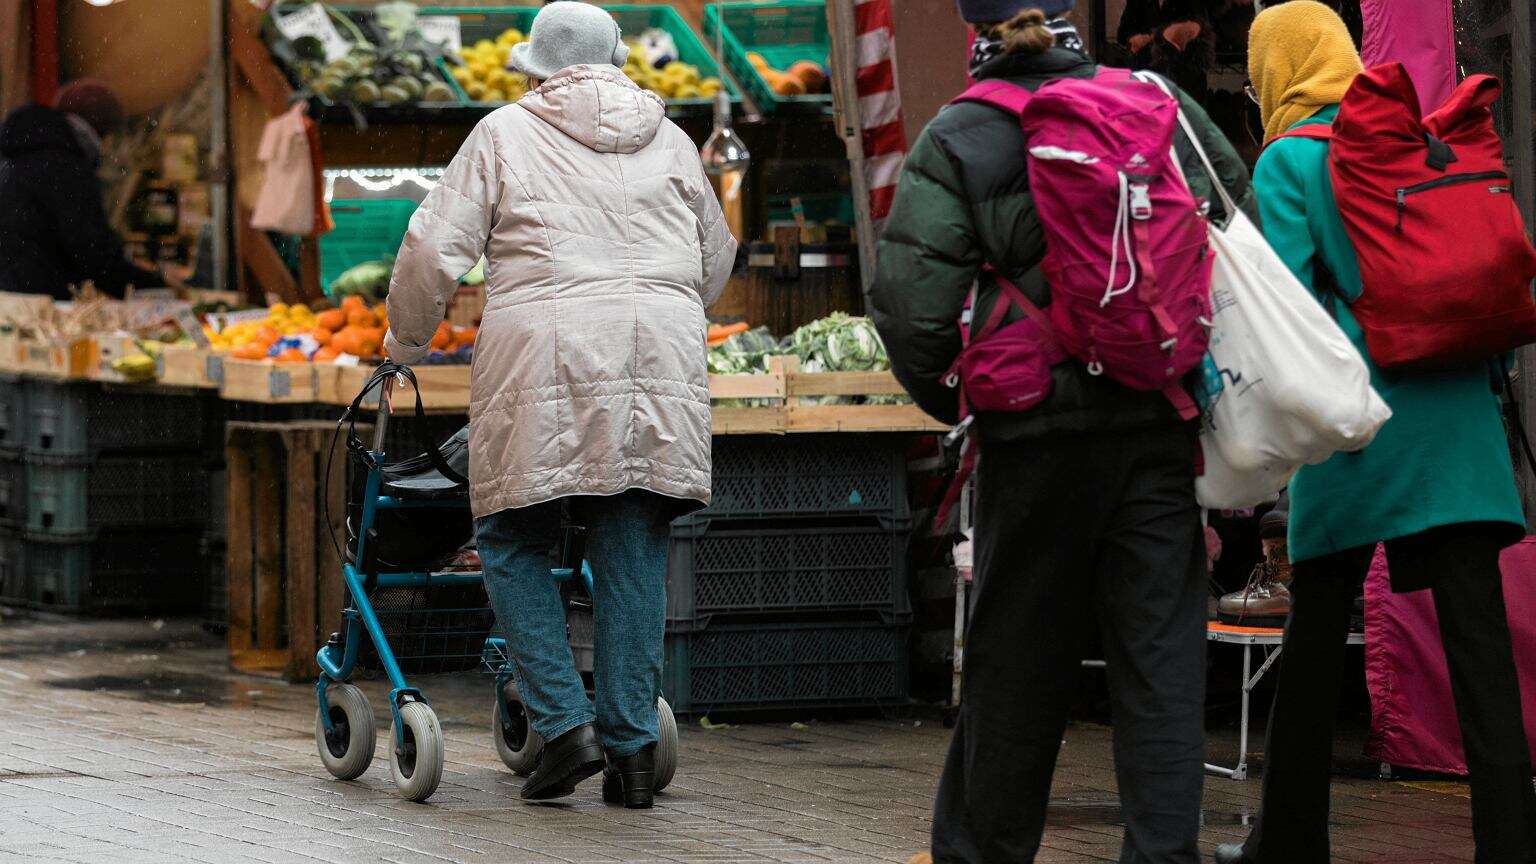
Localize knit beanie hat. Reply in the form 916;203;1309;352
1248;0;1362;142
54;79;124;137
956;0;1073;25
510;1;630;81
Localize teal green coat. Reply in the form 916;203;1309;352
1254;105;1525;563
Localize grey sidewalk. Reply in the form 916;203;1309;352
0;615;1480;863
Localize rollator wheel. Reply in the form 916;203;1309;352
492;681;544;776
655;696;678;792
315;683;376;781
389;701;444;802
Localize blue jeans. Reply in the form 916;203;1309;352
475;490;674;757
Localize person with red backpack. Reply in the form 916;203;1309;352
870;2;1256;861
1214;3;1536;863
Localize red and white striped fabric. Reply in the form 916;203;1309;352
853;0;907;235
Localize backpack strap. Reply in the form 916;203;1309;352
1269;124;1333;149
950;79;1033;115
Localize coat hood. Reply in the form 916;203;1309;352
519;65;665;154
0;104;87;159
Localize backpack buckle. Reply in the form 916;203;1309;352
944;415;975;448
1129;183;1153;220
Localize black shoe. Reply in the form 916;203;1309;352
1213;842;1251;864
601;744;656;809
520;723;605;800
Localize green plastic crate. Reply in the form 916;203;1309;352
704;0;831;113
319;198;419;292
420;4;738;107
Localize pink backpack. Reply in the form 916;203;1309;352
948;69;1212;423
937;70;1213;525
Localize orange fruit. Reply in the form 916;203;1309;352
275;348;307;363
346;307;377;328
313;346;340;362
311;327;332;347
317;309;346;331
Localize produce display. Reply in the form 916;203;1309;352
452;25;722;103
273;5;457;106
110;338;195;383
623;29;723;100
202;298;476;364
746;53;827;98
705;315;906;405
452;31;532;103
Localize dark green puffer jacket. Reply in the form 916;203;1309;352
869;47;1259;441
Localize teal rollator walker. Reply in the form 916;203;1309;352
313;362;677;802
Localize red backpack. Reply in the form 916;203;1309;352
1277;63;1536;370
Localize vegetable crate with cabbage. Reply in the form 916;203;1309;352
706;314;945;434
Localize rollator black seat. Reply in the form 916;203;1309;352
381;425;471;500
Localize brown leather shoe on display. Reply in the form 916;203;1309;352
1217;559;1292;628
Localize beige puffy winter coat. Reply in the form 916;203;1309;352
385;65;736;517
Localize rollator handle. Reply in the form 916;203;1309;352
371;369;404;454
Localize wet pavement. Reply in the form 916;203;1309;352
0;614;1482;863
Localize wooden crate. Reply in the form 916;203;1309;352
88;333;142;383
331;364;473;412
447;284;486;328
157;346;220;389
220;359;342;403
13;336;91;379
225;421;360;681
711;357;946;434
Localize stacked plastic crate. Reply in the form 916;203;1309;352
0;375;27;605
10;380;214;614
660;434;913;716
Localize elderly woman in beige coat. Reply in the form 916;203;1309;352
384;0;735;808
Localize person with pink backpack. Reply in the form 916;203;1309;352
870;2;1256;862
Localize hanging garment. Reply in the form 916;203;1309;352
1360;0;1455;115
250;102;315;235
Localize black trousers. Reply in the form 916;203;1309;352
932;426;1208;864
1242;525;1536;864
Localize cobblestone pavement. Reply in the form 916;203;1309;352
0;615;1482;863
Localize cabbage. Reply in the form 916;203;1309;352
785;313;908;404
708;326;786;406
328;257;393;301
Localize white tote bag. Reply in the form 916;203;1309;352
1158;90;1391;509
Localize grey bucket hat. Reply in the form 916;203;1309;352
510;2;630;81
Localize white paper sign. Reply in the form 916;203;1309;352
416;16;463;54
275;3;352;62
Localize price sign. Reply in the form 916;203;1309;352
275;3;352;62
417;16;463;54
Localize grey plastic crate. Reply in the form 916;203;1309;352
699;434;910;518
25;529;205;615
25;454;210;535
662;619;910;716
667;518;912;626
0;374;26;453
0;527;25;606
25;380;209;457
0;455;23;527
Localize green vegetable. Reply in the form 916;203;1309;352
292;35;326;62
459;257;486;286
350;79;382;103
329;257;394;302
785;313;908;405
